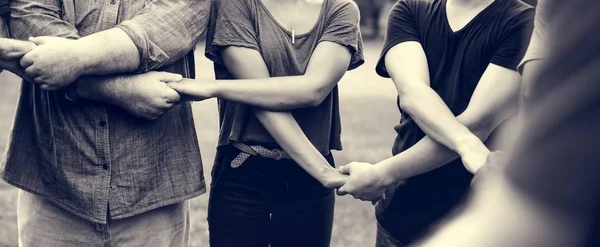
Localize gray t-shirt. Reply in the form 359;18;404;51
517;0;549;72
205;0;364;154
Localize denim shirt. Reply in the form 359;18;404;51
1;0;210;224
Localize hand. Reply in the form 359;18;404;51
457;137;490;174
20;36;87;90
0;38;36;76
167;79;217;102
111;72;183;120
320;168;348;190
0;38;36;59
461;148;490;174
337;162;391;202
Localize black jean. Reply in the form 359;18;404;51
207;146;335;247
375;159;473;247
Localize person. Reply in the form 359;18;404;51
167;0;363;246
0;0;209;246
412;1;600;246
336;0;534;246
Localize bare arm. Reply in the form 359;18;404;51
13;0;209;89
170;41;352;111
218;46;346;188
338;63;521;200
385;41;489;165
375;63;521;184
8;0;184;118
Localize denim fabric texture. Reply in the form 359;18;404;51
1;0;209;224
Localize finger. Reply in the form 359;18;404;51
39;83;59;91
20;53;35;68
336;184;351;196
28;36;55;46
164;89;181;103
32;76;46;86
159;72;183;82
338;165;350;174
0;39;35;59
23;67;40;83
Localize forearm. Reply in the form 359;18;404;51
399;84;486;156
210;75;328;110
376;114;494;185
69;75;128;105
253;109;340;187
69;29;140;76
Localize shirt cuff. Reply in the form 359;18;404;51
116;20;169;73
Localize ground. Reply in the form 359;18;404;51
0;40;400;247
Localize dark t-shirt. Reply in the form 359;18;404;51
374;0;533;241
0;0;9;17
205;0;364;154
377;0;534;156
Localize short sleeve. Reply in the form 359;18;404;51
517;0;550;73
319;0;364;70
0;0;9;17
204;0;259;65
376;0;422;78
490;9;535;71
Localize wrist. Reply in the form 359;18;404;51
210;80;224;98
456;135;488;157
373;163;396;187
72;40;96;76
316;166;340;187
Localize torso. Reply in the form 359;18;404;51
445;0;496;33
260;0;325;35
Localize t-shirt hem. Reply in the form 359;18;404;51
491;56;520;71
318;39;364;71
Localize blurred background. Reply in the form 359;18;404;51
0;0;538;246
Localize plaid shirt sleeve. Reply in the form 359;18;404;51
9;0;80;40
116;0;211;72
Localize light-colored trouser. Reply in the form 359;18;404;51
17;190;190;247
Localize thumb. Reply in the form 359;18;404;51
159;72;183;82
338;164;351;175
336;184;352;196
28;36;55;45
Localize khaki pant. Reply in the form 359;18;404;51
17;190;190;247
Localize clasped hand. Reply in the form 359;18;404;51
18;36;87;90
335;162;391;203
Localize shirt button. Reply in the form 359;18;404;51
99;121;107;127
103;164;109;170
110;0;116;4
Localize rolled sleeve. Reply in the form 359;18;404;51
10;0;80;40
116;0;211;72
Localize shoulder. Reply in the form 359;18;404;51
325;0;360;24
389;0;435;17
499;0;535;25
328;0;360;17
212;0;256;13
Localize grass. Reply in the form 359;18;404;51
0;40;400;247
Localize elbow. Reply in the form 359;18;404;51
297;83;331;108
397;85;428;115
305;91;327;108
